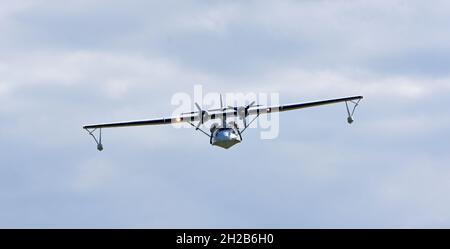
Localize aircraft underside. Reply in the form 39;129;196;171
210;127;242;149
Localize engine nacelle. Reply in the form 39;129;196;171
237;106;246;118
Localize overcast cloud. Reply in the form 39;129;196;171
1;0;450;228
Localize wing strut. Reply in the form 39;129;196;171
345;98;361;124
187;121;211;138
85;128;104;151
240;113;260;134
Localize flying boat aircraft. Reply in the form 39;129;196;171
83;95;363;150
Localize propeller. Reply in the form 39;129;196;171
195;102;209;130
228;101;256;128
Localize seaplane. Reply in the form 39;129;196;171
83;95;363;150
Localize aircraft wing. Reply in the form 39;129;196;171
83;96;363;130
83;114;198;129
247;96;363;116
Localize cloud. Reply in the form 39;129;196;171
70;157;119;193
1;0;450;228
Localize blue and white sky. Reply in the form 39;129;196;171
1;0;450;228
